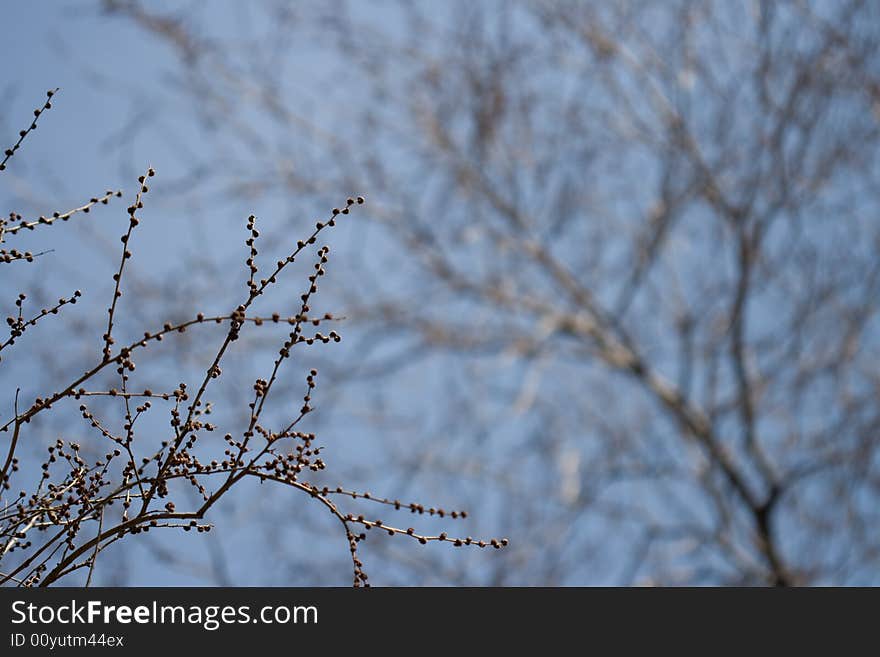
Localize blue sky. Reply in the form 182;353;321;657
1;1;513;586
4;1;879;586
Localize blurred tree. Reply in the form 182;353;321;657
100;0;880;584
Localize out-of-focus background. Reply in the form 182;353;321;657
2;0;880;585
